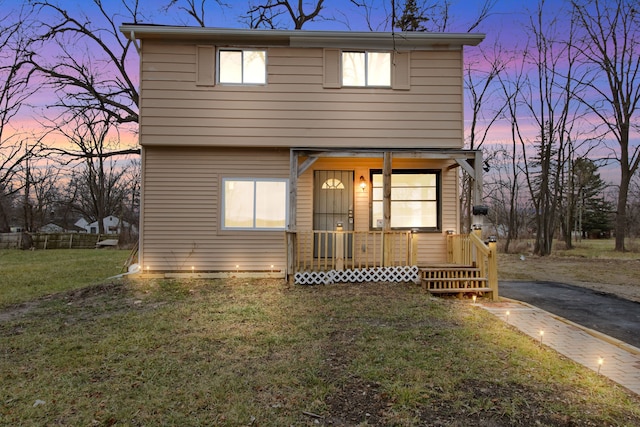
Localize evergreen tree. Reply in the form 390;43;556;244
395;0;429;31
572;158;612;238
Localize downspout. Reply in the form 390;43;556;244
130;31;141;54
106;263;142;280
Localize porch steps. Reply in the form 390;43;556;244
420;264;492;295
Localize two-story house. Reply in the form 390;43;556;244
121;25;496;296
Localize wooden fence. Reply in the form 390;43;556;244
0;233;116;250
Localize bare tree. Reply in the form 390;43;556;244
492;1;591;255
49;109;130;234
19;161;62;231
27;0;142;125
245;0;325;29
346;0;392;31
483;144;528;250
162;0;230;27
389;0;497;32
571;0;640;251
496;56;530;252
627;174;640;239
462;44;509;232
514;1;589;255
0;5;39;232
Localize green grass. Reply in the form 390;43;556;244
0;249;130;307
1;272;639;425
555;238;640;259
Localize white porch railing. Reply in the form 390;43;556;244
286;230;418;284
290;230;414;271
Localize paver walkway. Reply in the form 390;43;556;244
480;300;640;396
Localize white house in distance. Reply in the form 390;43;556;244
75;216;133;234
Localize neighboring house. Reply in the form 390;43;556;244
121;25;493;288
75;216;133;235
74;218;89;232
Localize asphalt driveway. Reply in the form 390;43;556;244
499;281;640;349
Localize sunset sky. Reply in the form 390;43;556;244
3;0;634;185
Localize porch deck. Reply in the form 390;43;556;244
286;229;498;300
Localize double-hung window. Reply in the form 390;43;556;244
222;178;288;230
371;170;439;230
218;49;266;84
342;51;391;87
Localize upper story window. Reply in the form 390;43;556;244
342;51;391;87
218;49;266;84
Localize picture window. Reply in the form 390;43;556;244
371;170;439;230
222;178;287;229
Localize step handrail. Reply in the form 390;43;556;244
446;231;498;301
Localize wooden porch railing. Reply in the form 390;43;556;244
446;230;499;300
288;230;414;273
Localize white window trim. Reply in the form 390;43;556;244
221;178;288;231
217;48;267;85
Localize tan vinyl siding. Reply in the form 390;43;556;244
140;41;464;149
140;146;289;273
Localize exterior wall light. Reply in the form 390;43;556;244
359;176;366;191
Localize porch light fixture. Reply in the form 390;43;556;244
359;176;366;191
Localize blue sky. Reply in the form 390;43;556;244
1;0;552;35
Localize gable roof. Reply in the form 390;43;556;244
120;24;485;51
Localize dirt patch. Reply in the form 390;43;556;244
0;281;142;325
320;328;391;425
409;379;583;427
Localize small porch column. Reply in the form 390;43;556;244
383;151;393;266
286;150;298;281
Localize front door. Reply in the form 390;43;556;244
313;170;354;258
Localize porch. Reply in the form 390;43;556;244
287;229;498;301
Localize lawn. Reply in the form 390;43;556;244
1;250;640;425
498;238;640;303
0;249;130;307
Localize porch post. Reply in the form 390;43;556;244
473;150;483;205
383;151;392;266
472;150;484;227
487;237;499;301
287;149;298;282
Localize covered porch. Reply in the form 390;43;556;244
285;148;498;300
